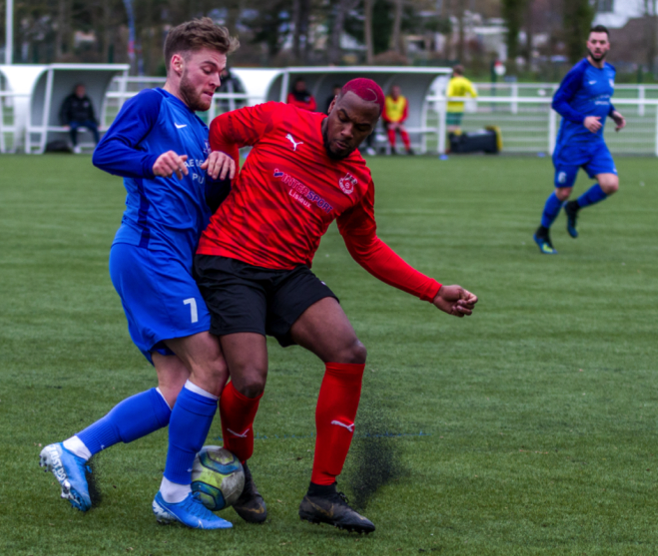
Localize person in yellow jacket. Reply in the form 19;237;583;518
383;85;413;155
446;65;477;132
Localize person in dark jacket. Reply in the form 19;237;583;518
59;84;100;153
286;78;317;112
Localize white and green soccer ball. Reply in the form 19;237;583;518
191;446;245;511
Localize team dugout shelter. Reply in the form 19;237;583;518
0;63;129;154
230;67;452;154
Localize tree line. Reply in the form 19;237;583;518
2;0;655;77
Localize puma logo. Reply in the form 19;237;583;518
227;427;250;438
330;420;355;432
286;133;304;151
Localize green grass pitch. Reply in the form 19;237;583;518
1;154;657;555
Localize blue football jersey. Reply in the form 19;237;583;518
552;58;617;147
93;88;230;265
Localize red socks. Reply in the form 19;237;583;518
387;128;411;150
219;381;262;463
387;128;397;148
400;129;411;150
311;362;365;485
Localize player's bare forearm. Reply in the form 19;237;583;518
432;285;478;318
611;110;626;132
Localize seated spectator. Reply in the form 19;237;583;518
59;84;100;154
325;84;342;114
287;78;317;112
446;65;477;133
383;85;413;155
217;65;246;111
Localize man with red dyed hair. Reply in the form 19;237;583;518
195;78;478;532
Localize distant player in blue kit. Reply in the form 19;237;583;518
40;19;243;530
534;25;626;254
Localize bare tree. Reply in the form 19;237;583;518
364;0;374;64
645;0;658;74
456;0;465;62
55;0;71;60
292;0;311;64
329;0;358;64
392;0;403;54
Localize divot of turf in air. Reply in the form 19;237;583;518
345;403;407;510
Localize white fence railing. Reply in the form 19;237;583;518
103;75;262;126
0;91;28;153
427;94;658;156
4;76;658;155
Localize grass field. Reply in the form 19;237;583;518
1;154;657;555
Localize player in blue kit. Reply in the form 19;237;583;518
534;25;626;254
40;19;242;530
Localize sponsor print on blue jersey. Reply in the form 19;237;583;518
552;58;616;147
93;88;230;264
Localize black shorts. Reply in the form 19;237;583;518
193;255;338;347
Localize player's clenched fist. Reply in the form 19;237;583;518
201;151;235;181
152;151;189;179
432;285;478;317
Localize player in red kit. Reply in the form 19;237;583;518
194;78;478;533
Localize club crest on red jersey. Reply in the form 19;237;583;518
338;173;358;195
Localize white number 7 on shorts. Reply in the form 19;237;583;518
183;298;198;323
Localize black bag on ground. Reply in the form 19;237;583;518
45;139;73;153
449;128;500;154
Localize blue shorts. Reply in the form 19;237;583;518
552;142;617;188
109;243;210;364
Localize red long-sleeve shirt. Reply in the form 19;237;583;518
286;92;317;112
197;102;441;302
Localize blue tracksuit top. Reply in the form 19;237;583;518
92;88;230;266
552;58;617;147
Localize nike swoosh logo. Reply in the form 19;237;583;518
175;123;187;129
588;81;597;85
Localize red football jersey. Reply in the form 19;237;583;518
197;102;441;302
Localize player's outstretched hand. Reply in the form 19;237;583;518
433;285;478;318
584;116;602;133
201;151;236;181
153;151;189;180
611;110;626;132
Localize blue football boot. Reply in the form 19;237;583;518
152;491;233;529
533;232;558;255
563;201;579;238
40;442;92;512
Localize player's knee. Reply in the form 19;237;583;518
555;187;572;201
234;373;266;398
600;178;619;195
158;383;184;408
190;356;229;393
336;339;367;365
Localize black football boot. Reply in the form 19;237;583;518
232;462;267;523
299;482;375;534
564;200;580;238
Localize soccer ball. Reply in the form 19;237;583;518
191;446;245;511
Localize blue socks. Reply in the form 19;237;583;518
577;183;608;208
76;388;171;456
164;381;218;485
540;192;563;229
